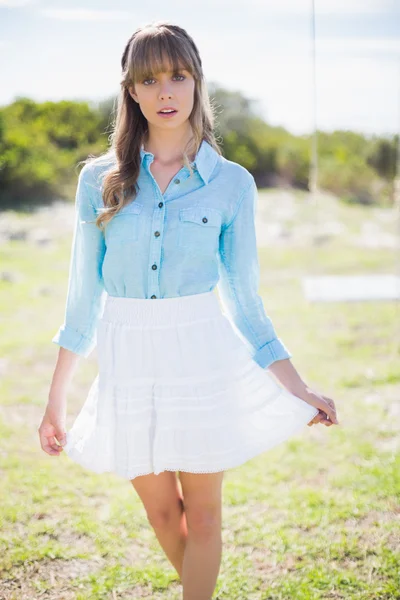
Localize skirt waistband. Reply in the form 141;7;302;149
101;290;222;326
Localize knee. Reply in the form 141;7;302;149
184;503;221;540
146;497;184;530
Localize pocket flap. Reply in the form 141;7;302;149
179;206;222;227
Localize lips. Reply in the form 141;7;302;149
157;108;177;114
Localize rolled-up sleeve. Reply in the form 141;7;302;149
217;176;292;369
52;164;107;357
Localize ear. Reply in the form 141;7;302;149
128;85;139;103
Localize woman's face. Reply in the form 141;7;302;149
129;62;195;132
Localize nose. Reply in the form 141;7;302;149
159;82;173;100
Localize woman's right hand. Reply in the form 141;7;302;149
38;402;67;456
40;346;79;455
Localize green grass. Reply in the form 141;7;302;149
0;190;399;599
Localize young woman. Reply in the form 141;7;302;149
39;20;339;599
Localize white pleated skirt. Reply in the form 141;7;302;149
63;290;319;480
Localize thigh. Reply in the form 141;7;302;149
131;471;184;526
178;471;224;529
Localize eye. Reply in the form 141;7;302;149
142;73;186;85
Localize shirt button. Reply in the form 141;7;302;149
158;201;163;208
152;264;157;270
174;178;180;184
154;231;160;237
202;217;208;223
151;295;157;299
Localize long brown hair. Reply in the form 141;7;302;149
80;20;221;230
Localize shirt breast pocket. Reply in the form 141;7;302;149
104;201;144;246
177;206;222;252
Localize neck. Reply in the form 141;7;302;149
143;125;194;166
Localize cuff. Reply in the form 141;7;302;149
52;325;95;357
253;338;292;369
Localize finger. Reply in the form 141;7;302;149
39;431;52;453
323;396;338;413
313;411;325;424
307;411;323;426
309;411;331;426
307;411;317;425
39;430;63;455
42;441;62;455
322;401;339;424
48;435;64;452
54;430;67;447
320;412;334;426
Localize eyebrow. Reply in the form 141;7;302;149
146;66;187;76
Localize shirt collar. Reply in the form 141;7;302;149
140;139;219;185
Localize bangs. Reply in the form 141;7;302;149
129;31;196;83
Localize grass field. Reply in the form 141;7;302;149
0;188;399;599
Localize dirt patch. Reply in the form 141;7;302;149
0;557;104;600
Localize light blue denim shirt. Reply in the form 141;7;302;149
52;139;292;368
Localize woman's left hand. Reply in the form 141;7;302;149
301;388;339;427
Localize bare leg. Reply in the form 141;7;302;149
131;471;188;579
179;471;224;600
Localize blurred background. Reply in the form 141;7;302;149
0;1;399;599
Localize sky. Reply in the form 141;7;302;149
0;0;399;138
